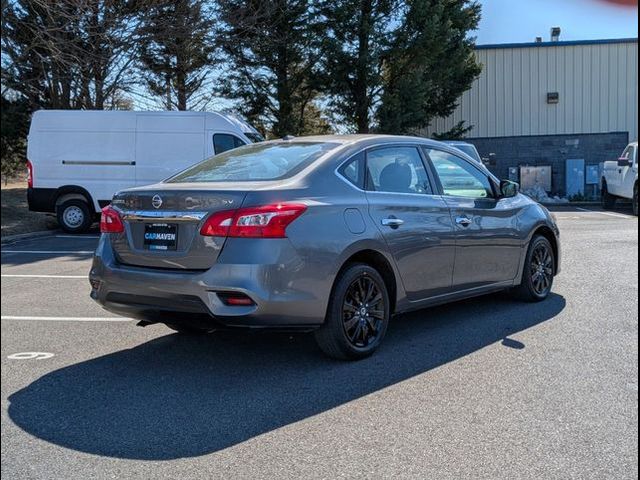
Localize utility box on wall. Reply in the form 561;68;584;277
519;166;552;192
566;159;586;197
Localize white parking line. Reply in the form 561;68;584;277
1;316;130;322
575;207;634;219
1;274;87;278
0;250;94;254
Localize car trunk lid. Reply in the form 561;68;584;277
110;185;249;270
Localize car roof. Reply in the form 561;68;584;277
266;134;450;148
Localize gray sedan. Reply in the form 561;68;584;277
90;135;561;360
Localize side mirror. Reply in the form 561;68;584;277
500;180;520;198
617;157;632;167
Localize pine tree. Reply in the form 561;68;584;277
315;0;398;133
216;0;320;137
377;0;482;135
138;0;216;110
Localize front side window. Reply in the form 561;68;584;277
366;146;432;194
426;149;494;199
213;134;246;154
167;142;338;183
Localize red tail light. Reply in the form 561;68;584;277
200;203;307;238
26;160;33;189
100;205;124;233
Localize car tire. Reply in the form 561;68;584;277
601;182;617;209
633;183;638;217
56;199;93;233
314;263;390;360
512;235;555;302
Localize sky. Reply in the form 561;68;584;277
475;0;638;45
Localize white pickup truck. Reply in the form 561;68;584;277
601;141;638;216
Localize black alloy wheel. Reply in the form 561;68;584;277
529;242;554;296
342;275;385;348
315;263;390;360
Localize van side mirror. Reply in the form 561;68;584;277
617;157;632;167
500;180;520;198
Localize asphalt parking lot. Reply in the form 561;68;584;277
1;206;637;479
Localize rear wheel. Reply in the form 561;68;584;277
57;199;93;233
512;235;555;302
314;263;390;360
601;182;617;209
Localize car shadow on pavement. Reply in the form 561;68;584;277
8;292;566;460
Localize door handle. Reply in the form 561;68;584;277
381;217;404;228
455;216;472;227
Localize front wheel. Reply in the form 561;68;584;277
601;182;617;209
314;263;390;360
512;235;555;302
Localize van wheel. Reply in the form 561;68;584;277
601;182;617;209
57;199;93;233
314;263;390;360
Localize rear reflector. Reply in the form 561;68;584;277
27;160;33;189
200;203;307;238
218;292;255;306
100;205;124;233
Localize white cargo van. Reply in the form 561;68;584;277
27;110;263;232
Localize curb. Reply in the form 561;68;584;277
1;229;59;246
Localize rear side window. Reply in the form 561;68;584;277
338;152;365;189
365;146;433;194
425;149;494;199
213;134;246;154
167;142;339;183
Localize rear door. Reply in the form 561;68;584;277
424;147;522;290
364;145;456;301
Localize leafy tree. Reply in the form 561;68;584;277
137;0;216;110
1;0;139;110
1;93;30;179
216;0;320;137
377;0;481;135
315;0;398;133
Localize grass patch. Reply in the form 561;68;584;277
1;180;58;238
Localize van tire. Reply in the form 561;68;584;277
601;182;617;209
57;199;93;233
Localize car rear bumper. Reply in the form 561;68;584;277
89;235;329;329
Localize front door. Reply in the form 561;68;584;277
424;147;523;290
364;145;456;301
621;145;637;196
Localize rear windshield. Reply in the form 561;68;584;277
166;142;338;183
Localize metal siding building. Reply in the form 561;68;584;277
425;38;638;140
421;38;638;197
